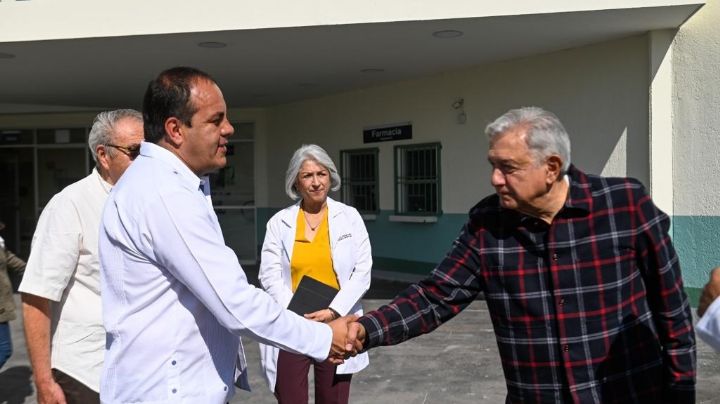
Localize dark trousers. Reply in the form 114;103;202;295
52;368;99;404
275;350;352;404
0;322;11;370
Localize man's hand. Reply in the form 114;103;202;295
698;267;720;317
36;378;67;404
347;321;366;353
327;315;358;364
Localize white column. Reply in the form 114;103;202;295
648;29;676;220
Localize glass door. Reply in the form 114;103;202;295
0;148;32;256
0;128;89;258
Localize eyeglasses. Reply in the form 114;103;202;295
106;144;141;159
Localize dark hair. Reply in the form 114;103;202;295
142;67;216;143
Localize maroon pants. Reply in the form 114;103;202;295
52;368;99;404
275;350;352;404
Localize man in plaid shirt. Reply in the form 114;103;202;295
347;107;696;403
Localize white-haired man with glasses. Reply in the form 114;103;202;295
19;109;143;404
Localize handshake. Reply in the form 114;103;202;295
326;315;367;363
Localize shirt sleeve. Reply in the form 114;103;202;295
144;186;332;362
634;185;696;401
696;297;720;352
18;194;82;302
358;220;483;349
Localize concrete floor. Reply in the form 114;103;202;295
2;280;720;403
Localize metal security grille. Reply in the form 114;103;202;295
340;148;379;213
395;143;441;214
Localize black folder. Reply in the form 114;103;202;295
287;275;339;315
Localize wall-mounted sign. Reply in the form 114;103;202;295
363;122;412;143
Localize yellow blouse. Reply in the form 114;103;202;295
290;208;339;292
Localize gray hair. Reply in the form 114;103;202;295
485;107;571;174
285;144;341;200
88;109;143;163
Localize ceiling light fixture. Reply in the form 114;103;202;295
197;41;227;49
0;52;16;59
432;30;464;39
360;68;385;73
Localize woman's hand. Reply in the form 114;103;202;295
305;308;338;323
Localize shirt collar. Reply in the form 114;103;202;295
561;164;593;214
140;141;205;192
92;167;113;195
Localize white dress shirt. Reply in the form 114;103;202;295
99;142;332;404
19;168;111;391
697;297;720;352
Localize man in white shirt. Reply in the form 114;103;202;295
20;109;144;404
697;267;720;351
99;67;353;404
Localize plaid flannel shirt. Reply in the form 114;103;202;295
358;165;695;403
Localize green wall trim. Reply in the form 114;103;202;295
685;287;701;309
372;256;436;276
672;216;719;289
363;210;467;263
256;209;714;296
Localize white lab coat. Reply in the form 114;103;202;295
258;197;371;392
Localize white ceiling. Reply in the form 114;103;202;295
0;4;702;114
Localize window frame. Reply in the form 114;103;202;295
339;147;380;214
393;142;442;216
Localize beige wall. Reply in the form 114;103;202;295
673;0;720;216
263;35;650;212
0;36;652;215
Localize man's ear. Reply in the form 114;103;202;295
96;145;111;172
164;117;184;147
546;155;563;183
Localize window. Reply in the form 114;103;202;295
210;122;257;264
340;148;379;213
394;143;441;215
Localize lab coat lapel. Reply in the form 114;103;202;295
279;202;301;263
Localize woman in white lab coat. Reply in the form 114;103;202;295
258;144;371;404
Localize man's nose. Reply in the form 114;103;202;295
490;168;505;187
221;120;234;137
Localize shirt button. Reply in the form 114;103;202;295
224;386;228;391
172;388;177;394
552;253;559;261
559;298;565;306
171;360;177;366
563;345;569;352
